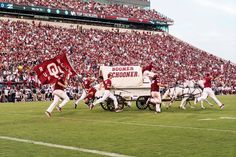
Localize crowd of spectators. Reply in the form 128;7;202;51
1;0;173;23
0;19;235;102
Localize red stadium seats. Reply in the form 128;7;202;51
0;19;235;101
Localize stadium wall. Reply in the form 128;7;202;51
0;16;161;35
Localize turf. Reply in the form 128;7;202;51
0;95;235;157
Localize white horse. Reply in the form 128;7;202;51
182;80;213;109
162;82;213;109
179;87;203;109
183;79;195;88
162;86;185;108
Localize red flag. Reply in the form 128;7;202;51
33;53;77;85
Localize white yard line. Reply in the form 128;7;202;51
55;116;236;133
198;118;217;121
0;136;134;157
198;117;236;121
112;122;236;133
220;117;236;120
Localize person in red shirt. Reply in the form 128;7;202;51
45;73;70;117
74;75;95;109
90;74;121;112
84;87;97;106
196;73;224;109
147;75;167;113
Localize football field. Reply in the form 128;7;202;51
0;95;235;157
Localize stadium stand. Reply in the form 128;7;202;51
0;17;236;102
0;0;173;23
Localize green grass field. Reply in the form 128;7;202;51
0;95;235;157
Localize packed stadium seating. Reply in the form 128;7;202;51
0;19;235;102
1;0;173;23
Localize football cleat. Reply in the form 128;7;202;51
220;104;224;109
194;98;198;104
115;109;123;113
45;111;51;118
56;106;62;112
89;104;94;110
74;103;77;109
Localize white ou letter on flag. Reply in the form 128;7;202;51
33;53;77;85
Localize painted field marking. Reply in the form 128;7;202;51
198;118;217;121
2;113;236;134
198;117;236;121
220;117;236;120
0;136;134;157
112;121;236;133
54;116;236;133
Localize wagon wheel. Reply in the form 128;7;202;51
107;95;125;111
136;96;149;110
107;99;124;111
148;103;156;111
99;96;109;110
115;94;126;109
115;94;125;104
106;98;115;111
107;102;124;111
100;100;109;110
